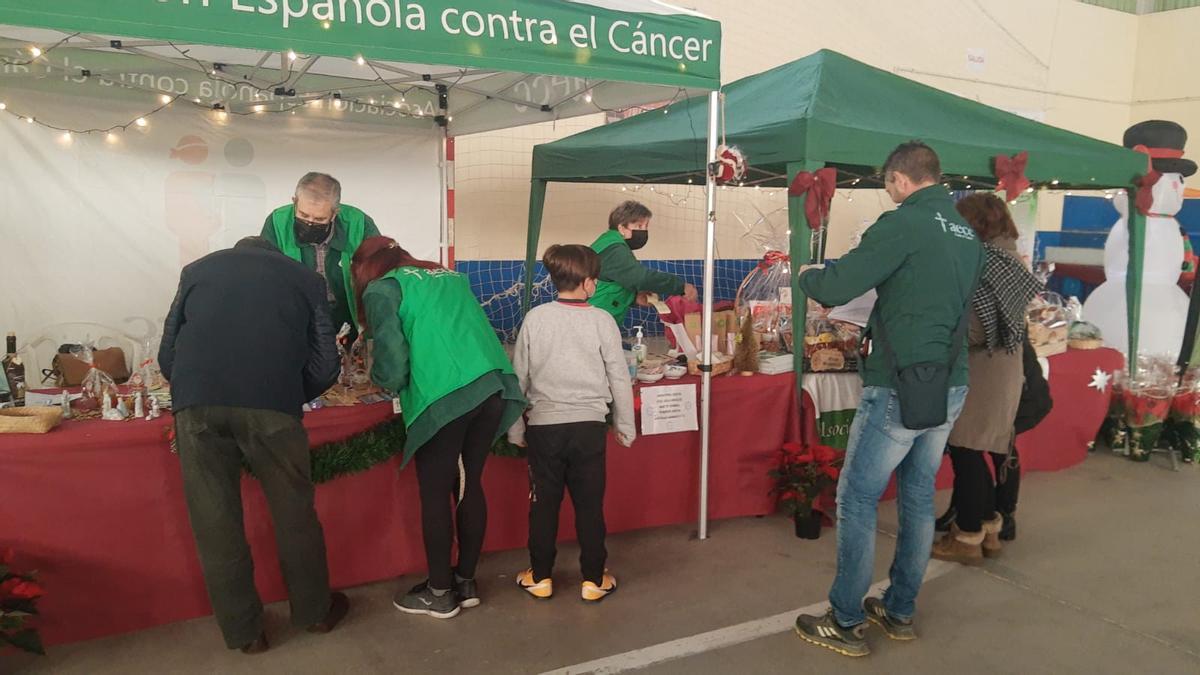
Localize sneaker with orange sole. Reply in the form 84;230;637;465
581;573;617;602
516;569;553;599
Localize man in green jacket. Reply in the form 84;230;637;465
261;172;381;340
589;200;698;325
793;142;982;657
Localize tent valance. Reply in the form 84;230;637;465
531;49;1146;189
0;0;720;136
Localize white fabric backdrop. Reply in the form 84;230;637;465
0;91;441;361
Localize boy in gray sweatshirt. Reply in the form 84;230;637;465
508;244;635;603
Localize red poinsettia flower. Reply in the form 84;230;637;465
812;445;838;464
10;580;43;599
0;577;21;597
1171;391;1200;419
822;465;840;480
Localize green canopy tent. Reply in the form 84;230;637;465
524;49;1150;535
0;0;722;264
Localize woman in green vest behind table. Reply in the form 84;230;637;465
589;201;699;325
352;236;525;620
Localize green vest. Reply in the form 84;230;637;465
384;267;515;428
270;203;368;327
589;229;636;323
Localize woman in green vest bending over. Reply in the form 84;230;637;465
589;201;699;325
353;236;525;620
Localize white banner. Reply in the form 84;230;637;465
0;90;441;363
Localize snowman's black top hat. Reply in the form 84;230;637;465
1123;120;1196;177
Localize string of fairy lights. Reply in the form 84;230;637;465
0;35;497;141
2;34;1131;209
614;168;1125;208
0;31;696;148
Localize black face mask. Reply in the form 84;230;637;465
627;229;649;250
295;218;333;244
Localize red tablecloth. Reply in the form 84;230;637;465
799;348;1125;497
1;349;1119;646
1;374;798;645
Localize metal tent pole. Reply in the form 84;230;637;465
698;90;720;541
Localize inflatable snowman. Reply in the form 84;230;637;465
1083;121;1196;361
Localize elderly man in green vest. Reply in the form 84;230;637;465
588;200;698;325
261;172;381;340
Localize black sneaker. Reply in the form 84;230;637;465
863;597;916;641
795;610;869;657
999;512;1017;541
456;578;480;609
393;581;460;619
935;506;957;533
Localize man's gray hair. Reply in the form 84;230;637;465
295;172;342;208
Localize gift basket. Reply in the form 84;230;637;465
733;204;794;355
735;251;792;354
1026;292;1070;357
1064;296;1104;350
1067;321;1103;350
801;302;860;373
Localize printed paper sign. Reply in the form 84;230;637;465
967;48;986;74
640;383;699;435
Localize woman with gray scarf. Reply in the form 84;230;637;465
932;193;1042;565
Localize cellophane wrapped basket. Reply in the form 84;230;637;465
1123;355;1177;461
735;255;792;354
1163;366;1200;463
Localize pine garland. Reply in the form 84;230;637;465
309;417;409;483
242;416;526;484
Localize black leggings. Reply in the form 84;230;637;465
949;444;1021;532
949;445;995;533
414;394;504;590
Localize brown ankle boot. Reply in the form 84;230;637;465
931;524;984;565
981;513;1004;559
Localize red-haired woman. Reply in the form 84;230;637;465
352;236;525;619
932;194;1041;564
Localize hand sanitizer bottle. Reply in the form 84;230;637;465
632;326;647;366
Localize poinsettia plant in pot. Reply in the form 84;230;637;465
1124;384;1174;462
1164;372;1200;463
769;442;842;539
0;549;45;655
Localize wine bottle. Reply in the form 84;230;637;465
3;332;25;406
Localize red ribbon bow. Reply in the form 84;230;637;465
787;167;837;230
1135;170;1161;216
994;151;1030;202
758;250;790;271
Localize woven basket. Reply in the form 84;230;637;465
0;406;64;434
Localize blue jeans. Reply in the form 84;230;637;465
828;385;968;627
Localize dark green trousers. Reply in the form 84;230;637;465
175;406;331;649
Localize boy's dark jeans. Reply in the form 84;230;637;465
175;406;331;649
526;421;608;584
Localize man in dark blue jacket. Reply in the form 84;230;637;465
159;236;345;654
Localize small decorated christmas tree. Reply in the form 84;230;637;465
733;312;759;374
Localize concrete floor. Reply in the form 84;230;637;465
6;451;1198;675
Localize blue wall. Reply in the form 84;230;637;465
1036;196;1200;300
457;258;761;342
